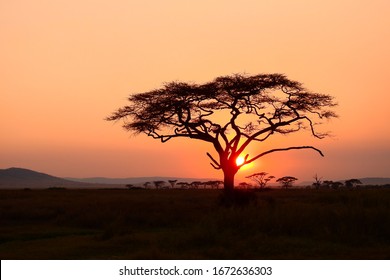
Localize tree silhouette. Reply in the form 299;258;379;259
331;181;344;190
168;179;178;189
153;180;166;189
312;174;323;189
107;73;337;192
345;179;362;189
246;172;275;189
190;181;202;189
322;180;334;189
276;176;298;189
205;180;223;189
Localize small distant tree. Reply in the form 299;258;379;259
331;181;343;190
277;176;298;189
322;180;333;189
246;172;275;189
143;181;152;189
168;180;178;189
205;180;223;189
190;181;202;189
312;174;323;189
345;179;362;189
125;184;134;189
153;180;166;189
107;73;337;192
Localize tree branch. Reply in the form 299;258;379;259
246;146;324;165
236;116;304;155
207;152;221;169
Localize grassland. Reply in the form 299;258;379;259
0;188;389;259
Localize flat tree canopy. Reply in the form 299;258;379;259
107;73;337;191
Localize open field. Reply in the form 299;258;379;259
0;188;390;259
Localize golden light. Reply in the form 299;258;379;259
236;156;245;166
236;155;256;170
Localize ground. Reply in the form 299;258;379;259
0;188;389;259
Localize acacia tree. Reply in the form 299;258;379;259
107;73;337;192
246;172;275;189
345;179;362;189
168;179;177;189
153;180;166;189
277;176;298;189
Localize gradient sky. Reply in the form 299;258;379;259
1;0;389;183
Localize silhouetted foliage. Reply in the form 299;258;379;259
168;180;178;189
153;180;166;189
190;181;202;189
276;176;298;189
312;174;323;189
322;180;334;189
331;182;344;190
108;73;337;191
345;179;363;189
246;172;275;189
205;180;223;189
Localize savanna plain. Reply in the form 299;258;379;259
1;188;390;259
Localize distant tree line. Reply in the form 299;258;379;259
124;174;368;190
126;180;224;190
311;175;363;190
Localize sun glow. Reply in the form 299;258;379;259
236;156;245;166
236;155;256;170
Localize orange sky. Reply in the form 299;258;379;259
1;0;389;182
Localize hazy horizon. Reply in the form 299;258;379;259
1;0;389;183
2;166;390;189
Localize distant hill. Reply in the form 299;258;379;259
3;167;388;189
0;167;100;189
358;177;390;186
0;167;217;189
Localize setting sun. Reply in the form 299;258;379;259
236;156;245;166
236;155;256;171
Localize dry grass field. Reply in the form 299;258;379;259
0;188;390;259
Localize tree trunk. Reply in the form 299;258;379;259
223;168;236;193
